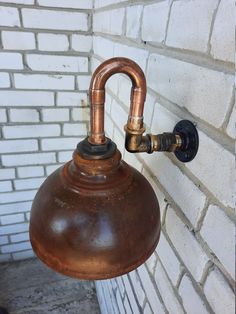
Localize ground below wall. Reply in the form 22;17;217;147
0;258;100;314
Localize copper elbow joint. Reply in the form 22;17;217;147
87;57;198;163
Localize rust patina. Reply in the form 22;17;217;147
30;58;161;279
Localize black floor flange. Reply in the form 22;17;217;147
173;120;199;162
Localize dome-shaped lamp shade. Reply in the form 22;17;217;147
30;57;198;280
29;57;162;280
30;147;160;279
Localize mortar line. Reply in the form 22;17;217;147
207;0;221;54
94;33;234;74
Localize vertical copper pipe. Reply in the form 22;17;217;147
88;57;147;145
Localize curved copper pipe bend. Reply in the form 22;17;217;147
89;57;147;145
88;57;198;160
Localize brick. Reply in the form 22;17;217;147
106;74;119;96
104;113;114;138
204;268;235;314
57;92;87;107
210;0;234;63
25;212;30;221
0;6;20;27
0;213;24;225
156;233;181;286
2;152;56;166
42;108;69;122
3;124;60;139
0;235;8;245
38;0;93;9
122;275;140;314
116;276;125;297
72;107;89;121
22;9;88;31
226;104;235;139
14;177;45;190
0;109;7;122
137;264;165;314
0;139;38;153
58;151;73;163
166;207;208;281
113;127;125;156
94;0;126;8
41;137;78;151
1;241;31;253
124;151;143;172
111;99;127;130
46;165;61;176
38;33;69;52
147;54;234;128
117;76;131;110
143;303;152;314
0;222;29;235
155;261;184;314
179;275;209;314
77;75;91;90
123;296;132;314
0;169;15;180
105;93;112;115
13;249;34;260
95;282;109;314
145;252;157;275
0;0;33;3
72;35;92;52
116;289;125;314
0;201;32;215
63;123;87;136
9;109;39;122
114;43;148;71
187;131;234;208
0;181;12;192
26;54;88;73
2;31;35;50
126;5;143;39
17;166;44;178
151;102;179;134
143;93;156;130
93;8;125;35
142;1;169;43
144;154;206;227
166;0;217;52
200;205;234;278
14;74;74;90
129;270;145;308
110;278;117;291
0;91;54;107
0;73;10;88
0;190;36;204
106;281;119;314
0;52;23;70
93;36;115;61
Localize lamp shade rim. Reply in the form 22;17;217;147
30;228;161;280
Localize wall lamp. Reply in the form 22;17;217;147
30;58;199;280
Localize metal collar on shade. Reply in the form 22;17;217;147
29;57;199;280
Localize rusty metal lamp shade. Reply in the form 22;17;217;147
30;57;199;280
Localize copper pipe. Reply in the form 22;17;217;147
87;57;190;157
88;57;147;145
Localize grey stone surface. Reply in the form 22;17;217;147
0;258;100;314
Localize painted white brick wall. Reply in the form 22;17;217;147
0;1;234;313
166;0;217;52
92;1;235;314
0;1;91;263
